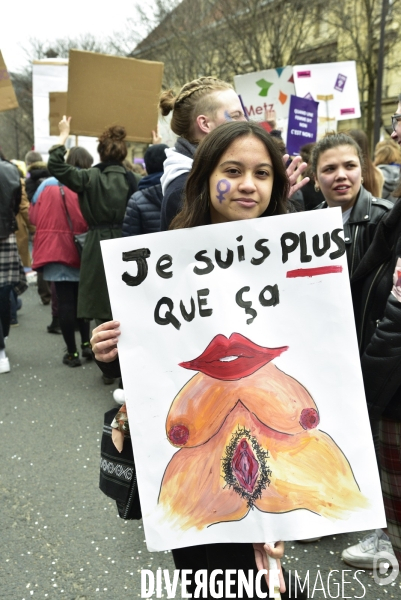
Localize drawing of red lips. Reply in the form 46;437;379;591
179;333;288;380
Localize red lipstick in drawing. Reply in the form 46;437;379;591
179;333;288;380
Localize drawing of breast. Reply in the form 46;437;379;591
158;333;367;529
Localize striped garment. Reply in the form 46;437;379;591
0;233;26;293
380;418;401;562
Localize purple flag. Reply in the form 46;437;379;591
286;95;319;156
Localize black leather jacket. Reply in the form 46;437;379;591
0;159;21;238
351;198;401;422
315;186;393;277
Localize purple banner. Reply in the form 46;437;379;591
286;95;319;156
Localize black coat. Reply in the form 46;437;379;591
0;159;21;238
122;184;162;237
351;198;401;422
315;186;393;276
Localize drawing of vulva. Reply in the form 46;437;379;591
158;333;368;530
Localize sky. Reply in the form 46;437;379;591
1;0;151;72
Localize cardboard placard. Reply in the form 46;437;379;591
67;50;164;143
49;91;67;136
0;50;19;112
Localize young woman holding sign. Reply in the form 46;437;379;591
92;121;310;599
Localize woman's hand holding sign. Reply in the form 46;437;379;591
91;321;120;362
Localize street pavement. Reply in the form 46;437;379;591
1;284;400;600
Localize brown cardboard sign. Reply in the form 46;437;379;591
0;51;19;112
49;91;67;135
67;50;164;143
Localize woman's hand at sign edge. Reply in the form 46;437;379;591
91;320;121;363
58;115;71;146
264;541;285;559
283;154;310;198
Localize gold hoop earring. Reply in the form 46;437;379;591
314;184;320;192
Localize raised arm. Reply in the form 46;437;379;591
47;116;92;192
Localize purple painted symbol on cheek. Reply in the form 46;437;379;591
224;110;233;121
216;179;231;203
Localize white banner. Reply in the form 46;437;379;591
234;66;295;142
293;60;361;126
101;209;385;552
32;59;99;161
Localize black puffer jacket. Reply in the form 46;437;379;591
351;198;401;422
315;186;394;276
122;183;163;236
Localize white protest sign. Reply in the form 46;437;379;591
293;60;360;126
32;59;99;161
234;67;295;140
101;209;385;552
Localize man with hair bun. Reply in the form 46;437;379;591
159;77;245;230
159;77;309;230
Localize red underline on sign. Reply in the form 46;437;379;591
286;266;343;278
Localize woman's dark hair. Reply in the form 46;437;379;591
97;125;127;162
170;121;290;230
66;146;93;169
347;129;381;196
311;132;364;176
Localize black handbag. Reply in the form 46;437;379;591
99;407;142;520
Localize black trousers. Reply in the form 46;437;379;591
54;281;89;353
172;543;305;599
0;284;12;350
172;543;270;599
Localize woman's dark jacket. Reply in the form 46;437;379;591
0;159;21;238
315;186;393;276
122;173;163;237
48;145;136;321
351;198;401;422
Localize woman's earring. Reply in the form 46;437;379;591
361;177;364;185
314;184;320;192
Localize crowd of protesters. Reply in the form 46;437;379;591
1;77;401;598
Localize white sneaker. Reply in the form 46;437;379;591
342;529;397;569
0;357;10;374
113;388;126;405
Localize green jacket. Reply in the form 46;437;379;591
48;145;131;321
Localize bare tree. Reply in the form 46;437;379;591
0;35;129;159
323;0;401;147
131;0;316;87
0;69;33;160
23;34;121;62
